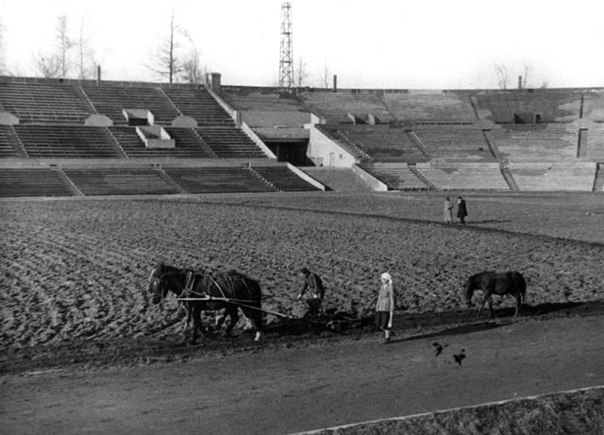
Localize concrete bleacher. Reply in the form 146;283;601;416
413;126;496;162
220;88;309;128
383;91;477;122
359;162;429;190
162;166;276;193
301;91;395;124
63;167;179;196
582;91;604;122
109;127;216;158
82;85;180;125
14;125;123;158
195;127;267;158
337;125;429;163
415;163;509;190
0;126;25;157
508;162;597;191
163;87;235;126
251;165;321;191
0;168;73;196
582;128;604;161
301;167;374;192
472;90;582;123
486;124;579;162
0;81;92;124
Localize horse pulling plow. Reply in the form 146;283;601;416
146;263;374;344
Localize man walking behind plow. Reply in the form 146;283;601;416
297;267;325;318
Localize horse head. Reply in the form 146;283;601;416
147;264;175;304
463;274;479;307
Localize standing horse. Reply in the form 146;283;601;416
464;271;527;318
146;264;263;342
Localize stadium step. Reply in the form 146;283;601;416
500;166;519;191
407;164;435;189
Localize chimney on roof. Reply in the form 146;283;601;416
333;74;337;92
97;65;102;86
518;75;522;90
210;73;222;93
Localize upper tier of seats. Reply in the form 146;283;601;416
162;87;234;126
0;82;91;124
581;91;604;122
195;127;267;159
486;124;579;162
383;92;476;122
220;88;310;128
472;90;582;123
301;91;396;124
82;85;181;125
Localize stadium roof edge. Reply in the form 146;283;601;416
0;75;205;89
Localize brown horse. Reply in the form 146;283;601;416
464;271;527;318
147;264;263;342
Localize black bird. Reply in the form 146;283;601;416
453;349;466;366
432;342;448;357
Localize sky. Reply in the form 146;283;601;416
1;0;603;89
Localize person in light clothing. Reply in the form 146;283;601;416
375;272;396;343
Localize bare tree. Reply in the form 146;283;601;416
0;18;5;74
521;60;532;89
77;18;97;80
320;63;331;89
181;48;204;84
494;63;509;90
296;57;308;88
148;10;183;83
34;15;73;78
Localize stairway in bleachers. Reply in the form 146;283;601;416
195;127;267;158
0;126;25;157
63;167;180;196
0;82;92;124
14;125;123;158
163;167;276;193
251;166;321;191
359;163;430;190
109;127;216;158
163;87;234;126
82;85;180;125
0;168;74;197
593;163;604;192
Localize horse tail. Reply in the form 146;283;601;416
516;272;528;302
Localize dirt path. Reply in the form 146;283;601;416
2;314;603;434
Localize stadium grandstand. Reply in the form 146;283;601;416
1;75;603;196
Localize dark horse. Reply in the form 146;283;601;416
464;271;527;318
146;264;263;342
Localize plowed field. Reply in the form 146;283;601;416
1;192;603;373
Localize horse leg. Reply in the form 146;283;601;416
224;306;238;337
514;293;522;317
242;307;263;341
488;296;494;318
190;305;203;344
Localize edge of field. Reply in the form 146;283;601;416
301;385;604;435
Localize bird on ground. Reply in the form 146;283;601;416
432;342;448;357
453;349;466;366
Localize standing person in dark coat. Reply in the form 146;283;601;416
297;267;325;317
457;196;468;225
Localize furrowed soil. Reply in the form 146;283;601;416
1;191;603;433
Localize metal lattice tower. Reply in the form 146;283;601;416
278;2;294;89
